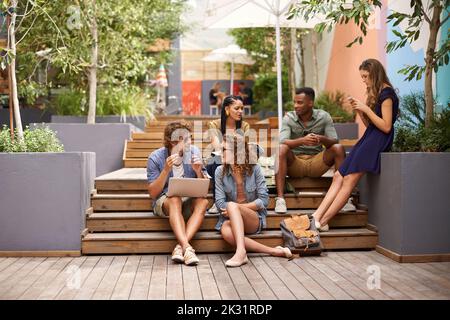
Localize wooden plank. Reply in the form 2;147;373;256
82;229;377;255
128;141;163;149
92;256;127;300
396;260;450;293
293;258;353;300
376;245;450;263
207;254;239;300
182;261;203;300
306;256;372;300
124;159;148;168
249;256;295;300
343;251;430;300
148;255;168;300
368;251;450;295
55;256;100;300
220;254;258;300
91;194;326;211
2;258;59;300
0;258;19;273
263;256;315;300
111;256;141;300
166;261;184;300
427;262;450;274
238;256;277;300
126;150;153;158
355;251;446;299
325;252;395;300
73;256;114;300
129;255;154;300
276;256;334;300
0;251;80;257
86;210;367;232
36;257;86;300
0;258;44;297
196;255;221;300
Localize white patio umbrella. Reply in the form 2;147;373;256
202;45;255;95
205;0;324;129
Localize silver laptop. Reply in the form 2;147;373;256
166;177;210;197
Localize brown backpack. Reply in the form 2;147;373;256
280;215;322;256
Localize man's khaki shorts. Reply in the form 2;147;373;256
153;194;194;219
287;150;331;178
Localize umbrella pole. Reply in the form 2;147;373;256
275;12;283;131
230;60;234;95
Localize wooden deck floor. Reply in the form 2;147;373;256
0;251;449;300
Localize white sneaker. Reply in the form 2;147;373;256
275;197;287;214
342;198;356;212
184;246;199;266
316;221;329;232
208;203;219;214
171;244;184;263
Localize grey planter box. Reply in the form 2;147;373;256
51;115;145;131
0;152;95;255
334;123;358;140
358;152;450;262
0;108;52;128
31;123;132;176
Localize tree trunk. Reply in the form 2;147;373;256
289;28;297;99
87;0;98;124
311;31;319;94
9;0;23;139
297;33;306;88
424;5;442;127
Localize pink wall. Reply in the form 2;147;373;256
325;3;388;137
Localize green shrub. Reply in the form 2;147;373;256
49;85;153;119
96;85;152;120
315;91;354;123
0;126;64;153
393;106;450;152
397;91;427;128
50;89;87;116
252;72;289;113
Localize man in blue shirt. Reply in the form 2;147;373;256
147;121;209;266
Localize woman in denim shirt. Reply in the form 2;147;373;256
215;135;292;267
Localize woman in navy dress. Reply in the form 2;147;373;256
312;59;399;231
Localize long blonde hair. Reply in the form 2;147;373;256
359;58;394;108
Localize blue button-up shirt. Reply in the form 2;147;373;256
214;164;269;231
147;145;206;208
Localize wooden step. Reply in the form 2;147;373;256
86;209;368;232
95;168;333;193
124;158;148;168
127;141;163;149
81;228;378;254
91;193;327;212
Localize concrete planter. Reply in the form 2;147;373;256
51;115;145;131
31;123;132;176
359;152;450;262
334;123;358;140
0;152;95;256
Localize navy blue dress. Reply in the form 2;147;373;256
339;87;399;176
